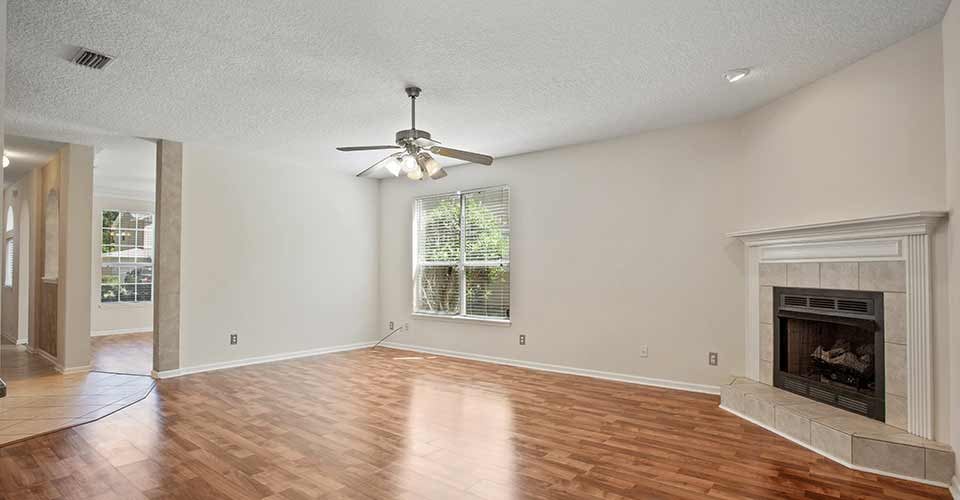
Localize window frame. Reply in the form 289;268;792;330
412;185;511;325
100;209;154;305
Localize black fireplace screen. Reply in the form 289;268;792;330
773;287;885;420
783;318;876;396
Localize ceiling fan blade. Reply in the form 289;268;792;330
355;152;403;177
429;146;493;166
337;145;400;152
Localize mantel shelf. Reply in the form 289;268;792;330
728;211;947;247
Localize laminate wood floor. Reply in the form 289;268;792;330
91;332;153;376
0;347;949;499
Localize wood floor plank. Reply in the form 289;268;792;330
0;347;950;499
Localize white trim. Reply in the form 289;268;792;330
41;276;57;284
719;405;952;489
33;348;90;374
949;475;959;500
381;341;721;395
411;312;511;326
760;238;902;262
91;327;152;337
1;331;27;345
728;211;947;246
59;364;91;375
152;341;375;379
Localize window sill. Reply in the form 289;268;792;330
100;301;152;307
41;277;58;284
411;312;511;327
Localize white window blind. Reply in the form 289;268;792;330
4;239;12;288
414;186;510;320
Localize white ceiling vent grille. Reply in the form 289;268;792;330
71;48;113;69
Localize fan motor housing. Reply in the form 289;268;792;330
395;129;432;144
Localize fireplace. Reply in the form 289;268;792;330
773;287;885;420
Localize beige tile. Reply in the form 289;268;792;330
759;263;786;287
883;292;906;345
0;418;84;436
760;286;773;325
741;396;775;426
0;404;106;420
759;359;773;385
811;421;852;462
884;342;906;397
720;386;743;413
813;414;891;435
852;437;924;478
859;261;906;292
855;430;953;452
787;263;820;288
774;406;812;443
925;449;956;483
777;401;849;420
884;394;907;430
820;262;858;290
760;323;773;363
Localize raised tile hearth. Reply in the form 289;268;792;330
721;378;955;485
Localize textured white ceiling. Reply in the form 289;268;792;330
5;0;950;176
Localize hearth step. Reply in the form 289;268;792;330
720;378;954;486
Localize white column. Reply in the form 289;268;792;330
905;233;932;438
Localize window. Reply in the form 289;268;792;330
3;238;12;288
100;210;153;303
414;186;510;321
5;206;13;233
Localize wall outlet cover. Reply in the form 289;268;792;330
639;345;648;357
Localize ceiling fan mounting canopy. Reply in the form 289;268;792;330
337;87;493;179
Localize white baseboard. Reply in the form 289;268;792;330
153;341;375;379
950;475;959;499
1;331;27;345
719;405;952;489
381;341;721;395
32;348;88;374
91;327;153;337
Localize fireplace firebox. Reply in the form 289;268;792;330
773;287;885;421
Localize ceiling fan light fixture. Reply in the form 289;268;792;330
400;154;419;174
407;164;424;180
416;152;442;176
384;156;404;176
429;167;448;180
2;156;8;168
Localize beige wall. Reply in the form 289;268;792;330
738;26;946;228
380;120;745;388
178;144;380;369
1;173;38;345
941;0;960;486
57;144;94;370
90;195;154;336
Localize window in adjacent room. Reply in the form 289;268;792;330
3;238;12;288
100;210;154;303
413;186;510;321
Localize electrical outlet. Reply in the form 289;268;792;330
519;334;526;345
229;333;238;345
639;345;648;357
709;352;718;366
403;323;409;332
388;321;394;330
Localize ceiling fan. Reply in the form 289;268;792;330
337;87;494;180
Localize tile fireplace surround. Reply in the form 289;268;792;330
727;211;954;487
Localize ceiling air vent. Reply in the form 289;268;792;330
71;48;113;69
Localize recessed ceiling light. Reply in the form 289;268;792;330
2;156;8;168
724;68;751;83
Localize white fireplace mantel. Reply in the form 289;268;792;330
730;211;947;439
